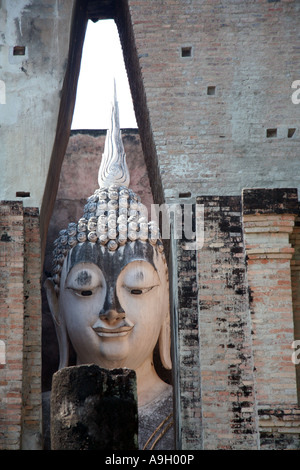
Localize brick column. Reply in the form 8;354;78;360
0;201;25;449
0;202;42;450
197;196;258;450
170;211;202;450
22;208;42;449
242;189;299;406
290;214;300;400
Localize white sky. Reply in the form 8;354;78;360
71;19;137;130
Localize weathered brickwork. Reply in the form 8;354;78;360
22;208;42;449
172;226;202;449
0;202;42;449
242;189;300;449
258;406;300;450
196;196;258;449
290;213;300;400
123;0;300;201
242;189;298;405
0;201;24;449
173;191;300;449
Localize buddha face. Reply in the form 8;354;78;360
46;240;171;372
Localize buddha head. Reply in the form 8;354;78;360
44;91;171;379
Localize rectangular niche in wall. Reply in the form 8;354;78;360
288;128;296;138
16;191;30;198
181;46;192;58
207;86;216;96
179;192;191;198
13;46;26;56
266;128;277;138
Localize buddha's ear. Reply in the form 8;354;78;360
44;278;60;326
158;312;172;370
44;278;69;370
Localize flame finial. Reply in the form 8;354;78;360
98;81;130;188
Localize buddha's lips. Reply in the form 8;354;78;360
93;325;133;337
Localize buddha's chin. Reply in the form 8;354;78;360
78;344;131;370
95;355;129;370
89;354;143;372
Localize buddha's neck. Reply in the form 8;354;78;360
135;357;169;407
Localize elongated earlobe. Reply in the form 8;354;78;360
158;315;172;370
44;278;69;370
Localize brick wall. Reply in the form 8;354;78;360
172;196;259;450
120;0;300;201
171;191;300;450
290;213;300;400
241;188;300;450
22;208;42;449
242;189;298;406
171;219;202;449
196;196;258;449
258;406;300;450
0;201;25;449
0;202;42;449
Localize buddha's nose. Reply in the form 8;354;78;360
99;286;125;323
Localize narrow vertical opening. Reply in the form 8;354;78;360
72;19;137;130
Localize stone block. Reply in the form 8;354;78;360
50;365;138;450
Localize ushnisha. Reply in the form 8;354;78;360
51;184;163;294
51;81;163;294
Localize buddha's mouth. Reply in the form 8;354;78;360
93;326;133;337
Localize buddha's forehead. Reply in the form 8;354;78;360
66;240;157;277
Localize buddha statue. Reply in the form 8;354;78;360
44;89;174;450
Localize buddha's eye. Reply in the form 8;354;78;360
67;287;99;297
80;290;93;297
126;286;157;296
121;263;160;297
66;265;105;298
130;289;143;295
